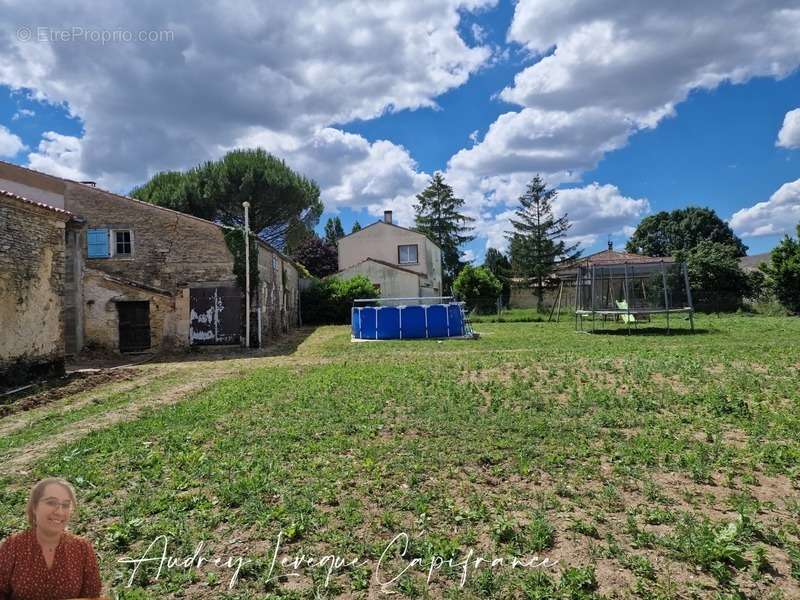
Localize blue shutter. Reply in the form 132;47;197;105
87;228;110;258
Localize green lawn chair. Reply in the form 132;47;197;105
615;300;637;324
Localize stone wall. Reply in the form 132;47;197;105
0;194;70;386
257;243;300;344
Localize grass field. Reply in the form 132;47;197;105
1;315;799;598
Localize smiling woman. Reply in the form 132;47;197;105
0;478;103;600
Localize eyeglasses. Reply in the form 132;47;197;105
41;499;73;511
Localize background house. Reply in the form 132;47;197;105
336;210;442;298
0;161;301;371
510;243;669;309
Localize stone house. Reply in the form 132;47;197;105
336;210;443;298
0;190;83;386
0;160;301;371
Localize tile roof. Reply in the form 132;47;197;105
0;188;75;219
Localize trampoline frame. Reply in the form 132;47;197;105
574;261;695;334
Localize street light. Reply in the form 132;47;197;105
242;201;250;348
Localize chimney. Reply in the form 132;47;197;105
608;238;613;251
384;210;392;224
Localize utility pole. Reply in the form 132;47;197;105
243;201;250;348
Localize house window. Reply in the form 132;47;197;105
398;244;418;265
114;230;133;257
87;228;110;258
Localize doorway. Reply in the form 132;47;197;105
117;301;151;352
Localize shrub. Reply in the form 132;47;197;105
760;224;800;314
300;275;377;324
453;265;502;314
678;241;752;312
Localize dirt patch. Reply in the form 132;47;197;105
0;369;138;418
0;371;230;477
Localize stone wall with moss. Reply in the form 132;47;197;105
0;195;70;387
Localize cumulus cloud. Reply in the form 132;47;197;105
777;108;800;149
448;107;633;183
0;125;25;157
233;126;429;227
26;131;86;181
0;0;492;188
473;182;648;253
11;108;35;120
730;178;800;237
504;2;800;124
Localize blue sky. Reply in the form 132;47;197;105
1;1;799;260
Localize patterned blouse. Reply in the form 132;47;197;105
0;529;102;600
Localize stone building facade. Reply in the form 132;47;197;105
0;160;301;367
0;191;82;386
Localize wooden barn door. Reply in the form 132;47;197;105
117;301;151;352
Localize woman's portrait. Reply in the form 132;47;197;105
0;477;102;600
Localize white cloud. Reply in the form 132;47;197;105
448;107;633;185
472;182;648;254
730;178;800;237
11;108;35;120
26;131;86;181
233;126;429;227
461;248;477;263
552;183;649;247
0;125;25;157
0;0;492;189
504;2;800;125
777;108;800;149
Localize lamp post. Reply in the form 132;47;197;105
243;201;250;348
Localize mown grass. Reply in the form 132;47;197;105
1;315;799;598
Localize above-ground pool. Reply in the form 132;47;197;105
352;303;467;340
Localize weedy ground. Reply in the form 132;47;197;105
1;315;799;599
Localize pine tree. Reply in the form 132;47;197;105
323;216;345;246
414;173;475;292
351;221;362;234
506;175;581;311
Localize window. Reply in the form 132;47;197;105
87;228;110;258
398;244;418;264
114;230;133;257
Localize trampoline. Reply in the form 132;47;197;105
574;260;695;334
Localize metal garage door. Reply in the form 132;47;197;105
189;286;241;345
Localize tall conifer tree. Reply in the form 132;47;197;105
507;175;581;311
414;172;475;292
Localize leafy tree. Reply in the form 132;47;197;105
414;172;475;292
760;224;800;314
453;265;503;314
301;275;377;324
483;247;512;307
626;207;747;257
131;148;323;248
324;216;346;245
289;235;338;278
506;176;581;311
351;221;362;233
677;241;752;312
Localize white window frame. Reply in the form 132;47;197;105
111;229;134;258
398;244;418;265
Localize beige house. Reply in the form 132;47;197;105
337;211;442;298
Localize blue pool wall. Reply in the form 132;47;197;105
351;303;466;339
